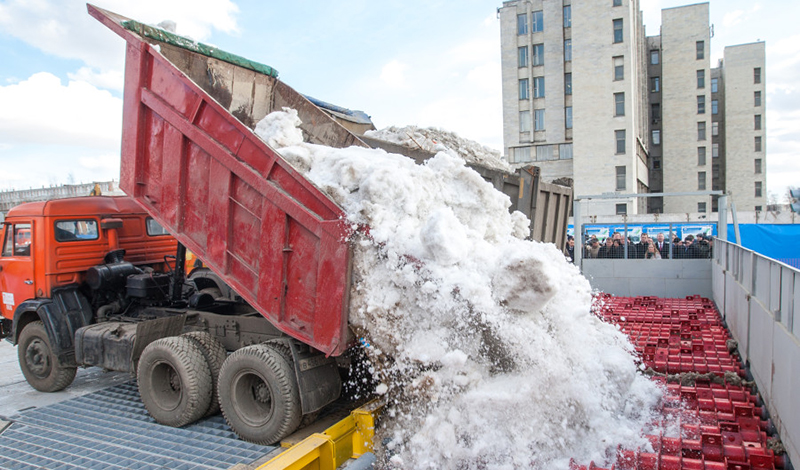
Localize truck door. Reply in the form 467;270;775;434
0;222;36;319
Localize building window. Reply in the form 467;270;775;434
755;114;762;130
613;0;622;6
754;67;762;84
651;76;660;92
651;103;660;122
712;122;719;136
534;109;546;131
616;203;627;215
520;110;531;132
698;147;706;165
697;122;706;141
652;129;660;146
560;144;574;160
563;5;571;28
755;158;763;174
755;181;763;198
711;99;718;115
755;205;763;212
711;78;718;93
650;50;659;65
517;14;527;35
564;39;572;62
653;158;661;170
565;73;572;95
531;10;543;32
614;93;625;116
712;142;719;158
565;106;573;129
697;70;705;88
613;19;623;43
533;43;544;66
615;130;626;154
698;202;707;213
696;40;704;60
513;146;531;163
754;91;762;107
518;46;528;67
755;136;762;152
537;145;554;161
614;56;624;81
533;76;545;98
519;79;529;100
616;166;626;190
698;172;706;190
712;163;720;180
697;95;706;114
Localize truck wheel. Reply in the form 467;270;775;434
138;336;212;427
218;344;301;445
17;321;77;392
182;331;227;417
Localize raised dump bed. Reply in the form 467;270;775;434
89;5;371;357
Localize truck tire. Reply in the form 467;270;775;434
137;336;212;427
218;344;301;445
17;321;77;392
182;331;227;417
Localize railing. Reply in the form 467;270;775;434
713;239;799;467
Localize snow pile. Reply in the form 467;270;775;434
365;125;512;173
256;109;661;470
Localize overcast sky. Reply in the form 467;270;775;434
0;0;797;201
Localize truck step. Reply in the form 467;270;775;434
0;381;275;470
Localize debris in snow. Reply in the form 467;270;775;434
365;125;512;173
255;109;661;470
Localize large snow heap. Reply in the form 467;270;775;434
255;109;661;470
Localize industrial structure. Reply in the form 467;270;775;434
499;1;767;215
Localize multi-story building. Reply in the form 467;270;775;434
498;1;766;215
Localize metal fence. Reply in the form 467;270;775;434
572;223;717;261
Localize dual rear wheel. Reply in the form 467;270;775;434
137;335;302;445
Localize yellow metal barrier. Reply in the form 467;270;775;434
256;400;383;470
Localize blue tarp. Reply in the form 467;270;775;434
727;224;800;268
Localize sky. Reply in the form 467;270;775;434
0;0;797;202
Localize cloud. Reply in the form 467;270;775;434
722;10;744;27
67;67;125;92
0;0;240;86
0;72;122;149
380;60;409;89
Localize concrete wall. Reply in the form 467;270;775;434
582;259;712;298
713;240;800;468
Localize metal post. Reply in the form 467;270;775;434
573;198;582;268
718;196;728;242
669;223;674;259
731;200;741;245
623;222;629;259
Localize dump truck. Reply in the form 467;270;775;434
0;4;572;446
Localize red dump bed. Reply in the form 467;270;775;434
90;5;357;356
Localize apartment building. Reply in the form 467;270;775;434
499;1;766;215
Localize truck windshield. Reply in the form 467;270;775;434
55;220;99;242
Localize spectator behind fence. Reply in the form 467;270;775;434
645;242;662;259
654;233;669;259
585;238;601;258
611;238;624;259
696;234;711;258
678;234;699;259
598;237;614;259
564;236;575;263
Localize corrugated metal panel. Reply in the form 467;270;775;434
0;382;274;470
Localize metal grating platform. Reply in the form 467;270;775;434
0;381;276;470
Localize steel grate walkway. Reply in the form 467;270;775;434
0;381;275;470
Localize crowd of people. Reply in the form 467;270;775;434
564;231;714;262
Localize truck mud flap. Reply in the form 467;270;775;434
288;341;342;415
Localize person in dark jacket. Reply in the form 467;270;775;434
654;233;670;259
598;237;614;259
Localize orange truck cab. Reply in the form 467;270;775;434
0;195;339;444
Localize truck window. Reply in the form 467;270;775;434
146;217;170;236
3;224;32;256
55;220;99;242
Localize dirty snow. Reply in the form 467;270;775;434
256;109;661;470
365;125;512;173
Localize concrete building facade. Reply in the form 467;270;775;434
499;1;766;215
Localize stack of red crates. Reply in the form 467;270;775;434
570;294;789;470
